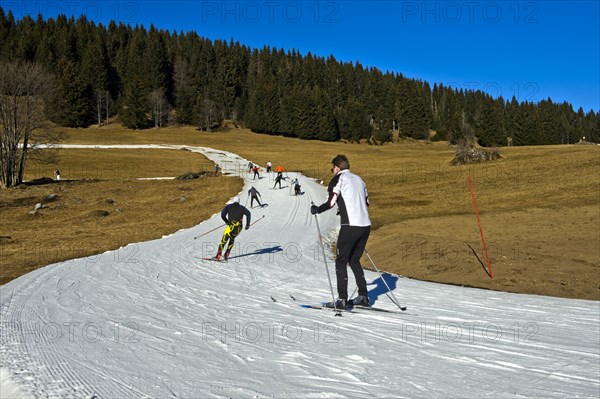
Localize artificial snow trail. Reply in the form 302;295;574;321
1;145;598;398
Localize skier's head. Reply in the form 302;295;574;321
331;155;350;171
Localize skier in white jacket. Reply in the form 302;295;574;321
311;155;371;309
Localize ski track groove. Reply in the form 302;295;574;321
2;268;142;398
283;185;302;227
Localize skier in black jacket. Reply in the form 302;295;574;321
273;174;283;189
214;196;251;261
311;155;371;309
248;186;263;208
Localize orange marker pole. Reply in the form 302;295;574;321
468;176;493;279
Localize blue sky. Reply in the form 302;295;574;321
4;0;599;111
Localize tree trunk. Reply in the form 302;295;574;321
105;91;110;125
97;92;102;126
17;133;28;185
0;62;51;188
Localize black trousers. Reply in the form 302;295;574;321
335;225;370;300
250;195;262;207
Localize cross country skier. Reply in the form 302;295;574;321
266;161;272;173
273;173;283;189
248;186;263;208
275;164;284;178
213;196;251;261
293;178;301;195
252;165;260;180
311;155;371;309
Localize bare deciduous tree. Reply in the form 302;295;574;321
93;89;114;127
149;88;168;128
0;62;59;188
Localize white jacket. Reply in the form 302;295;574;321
317;169;371;227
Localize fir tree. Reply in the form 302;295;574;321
120;74;151;129
47;57;93;127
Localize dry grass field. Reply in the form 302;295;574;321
1;124;598;300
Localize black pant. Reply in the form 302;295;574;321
335;225;370;300
250;196;262;207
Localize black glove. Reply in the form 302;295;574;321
310;205;318;215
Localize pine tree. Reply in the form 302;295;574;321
521;102;544;145
573;107;586;142
585;111;599;143
119;27;152;128
0;9;17;60
338;97;372;141
145;25;169;92
314;86;338;141
475;96;506;147
120;74;151;129
396;79;432;140
47;57;93;127
173;57;196;124
505;97;522;146
81;30;110;126
538;98;562;144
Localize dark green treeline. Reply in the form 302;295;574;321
1;8;598;145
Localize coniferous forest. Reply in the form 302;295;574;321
1;8;598;146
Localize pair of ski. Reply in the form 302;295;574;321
271;295;402;314
202;257;228;262
300;301;405;315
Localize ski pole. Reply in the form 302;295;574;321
249;214;266;227
196;214;264;240
194;223;225;240
349;287;357;300
364;249;407;311
311;202;340;316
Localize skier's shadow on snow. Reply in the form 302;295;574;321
367;273;398;306
227;245;283;260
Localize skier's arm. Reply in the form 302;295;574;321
313;174;341;214
221;205;231;224
243;207;251;229
315;191;338;213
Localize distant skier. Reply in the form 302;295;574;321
248;186;263;208
214;164;220;174
275;164;284;178
311;155;371;309
252;165;260;180
273;173;283;189
266;161;272;173
213;196;251;261
247;161;253;173
293;178;301;196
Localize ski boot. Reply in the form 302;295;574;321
350;295;370;307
